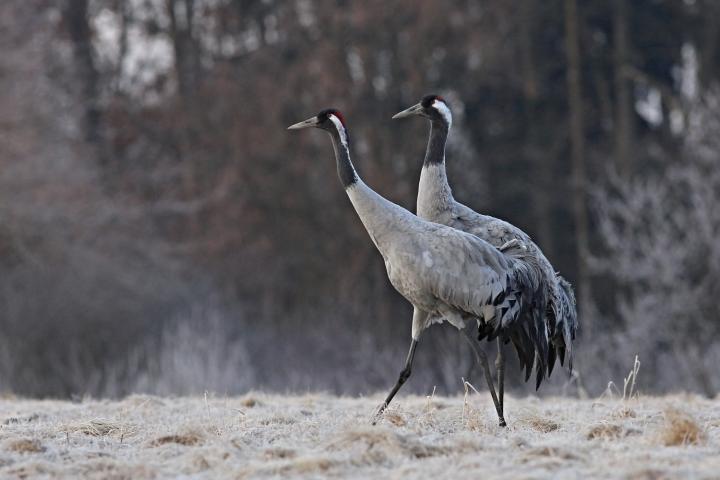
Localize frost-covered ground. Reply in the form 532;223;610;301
0;392;717;479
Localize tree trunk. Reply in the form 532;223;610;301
167;0;198;95
519;1;554;257
63;0;101;145
519;2;538;102
563;0;590;312
613;0;634;177
700;0;720;88
115;0;130;93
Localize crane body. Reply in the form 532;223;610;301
289;109;549;426
394;95;578;421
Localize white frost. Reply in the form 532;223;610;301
0;393;712;478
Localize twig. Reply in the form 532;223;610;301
623;355;641;401
462;377;469;423
425;386;436;416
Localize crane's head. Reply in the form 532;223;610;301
392;94;452;128
287;108;349;145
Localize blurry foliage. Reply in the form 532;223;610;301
588;94;720;395
0;0;718;396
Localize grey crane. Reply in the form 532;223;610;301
289;108;550;427
393;94;578;418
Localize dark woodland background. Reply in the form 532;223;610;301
1;0;719;398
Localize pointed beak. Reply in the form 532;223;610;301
287;116;320;130
392;103;423;119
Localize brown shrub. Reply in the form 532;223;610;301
276;457;334;475
525;416;560;433
661;409;705;446
150;433;202;447
587;423;624;440
384;412;406;427
61;419;137;439
263;447;297;460
240;397;259;408
526;446;581;461
5;439;44;454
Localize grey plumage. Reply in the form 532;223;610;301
432;193;576;380
395;94;578;386
289;108;547;425
290;110;540;338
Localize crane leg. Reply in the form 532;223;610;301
495;338;506;427
461;329;505;427
371;338;418;425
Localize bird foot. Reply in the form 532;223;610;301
498;418;507;427
370;403;387;426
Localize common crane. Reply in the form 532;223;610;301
393;94;579;419
289;108;549;427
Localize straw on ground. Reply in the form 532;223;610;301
0;392;717;479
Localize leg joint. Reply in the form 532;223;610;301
475;347;488;361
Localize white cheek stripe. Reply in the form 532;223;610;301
433;99;452;127
329;114;349;149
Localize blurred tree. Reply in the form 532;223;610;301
63;0;102;146
564;0;590;309
1;0;719;396
591;94;720;395
613;0;634;177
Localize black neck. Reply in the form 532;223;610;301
423;120;448;167
328;129;358;188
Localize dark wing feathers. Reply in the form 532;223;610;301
449;205;578;387
500;246;551;388
424;233;548;374
547;340;557;377
455;243;553;388
549;275;578;371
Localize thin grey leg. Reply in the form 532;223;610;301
372;338;418;425
495;337;506;427
461;329;505;426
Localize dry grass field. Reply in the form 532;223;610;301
0;391;717;479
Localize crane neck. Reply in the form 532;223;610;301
327;127;358;188
417;120;453;220
423;120;449;167
326;127;418;254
